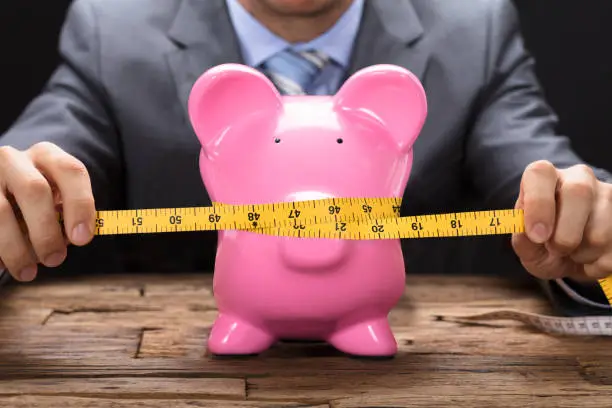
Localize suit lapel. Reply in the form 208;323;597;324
165;0;243;121
347;0;429;82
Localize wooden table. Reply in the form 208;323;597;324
0;272;610;407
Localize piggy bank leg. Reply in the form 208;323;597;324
327;316;397;358
207;313;276;356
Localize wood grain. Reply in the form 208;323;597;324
0;377;245;399
0;396;329;408
0;272;609;407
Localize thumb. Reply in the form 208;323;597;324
511;231;548;269
512;192;561;279
512;194;548;268
512;226;578;279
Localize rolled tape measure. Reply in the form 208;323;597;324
73;196;612;336
435;310;612;336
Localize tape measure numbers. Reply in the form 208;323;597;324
91;197;524;239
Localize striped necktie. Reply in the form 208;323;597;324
260;49;331;95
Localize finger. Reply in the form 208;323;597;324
570;245;605;267
511;232;546;267
548;165;596;256
512;194;548;276
583;264;610;280
583;253;612;280
0;191;38;281
520;160;558;244
511;232;577;279
0;146;67;268
570;185;611;264
27;143;95;247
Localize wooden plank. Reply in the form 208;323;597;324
0;306;53;326
0;378;245;399
42;309;217;329
578;359;612;385
0;326;141;359
136;327;209;358
0;354;599;379
5;279;145;300
393;324;612;357
0;396;329;408
333;394;612;408
246;370;612;402
399;275;541;303
142;277;214;296
4;286;215;314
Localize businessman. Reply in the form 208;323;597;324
1;0;612;316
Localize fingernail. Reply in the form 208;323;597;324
19;266;37;282
530;223;549;243
72;223;91;245
44;251;65;267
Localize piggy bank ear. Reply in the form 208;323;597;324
334;64;427;152
187;64;282;154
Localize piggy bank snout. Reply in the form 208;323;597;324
279;191;350;271
279;235;349;272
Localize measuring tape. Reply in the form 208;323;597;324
91;196;524;239
435;310;612;336
81;196;612;335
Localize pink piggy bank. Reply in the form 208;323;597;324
188;63;427;358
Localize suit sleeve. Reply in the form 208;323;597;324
464;0;612;315
0;0;123;210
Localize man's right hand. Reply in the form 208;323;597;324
0;142;95;282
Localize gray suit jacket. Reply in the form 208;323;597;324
1;0;611;315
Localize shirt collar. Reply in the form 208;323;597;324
225;0;364;69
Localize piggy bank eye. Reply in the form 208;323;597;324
336;138;343;144
274;138;281;143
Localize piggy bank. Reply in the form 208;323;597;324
187;63;427;357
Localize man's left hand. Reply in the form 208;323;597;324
512;160;612;282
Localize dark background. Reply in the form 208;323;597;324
0;0;611;278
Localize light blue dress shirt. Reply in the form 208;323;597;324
225;0;365;94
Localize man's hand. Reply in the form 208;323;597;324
512;160;612;281
0;142;96;282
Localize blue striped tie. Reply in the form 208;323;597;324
260;49;331;95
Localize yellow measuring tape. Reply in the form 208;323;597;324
88;196;612;306
92;197;523;239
